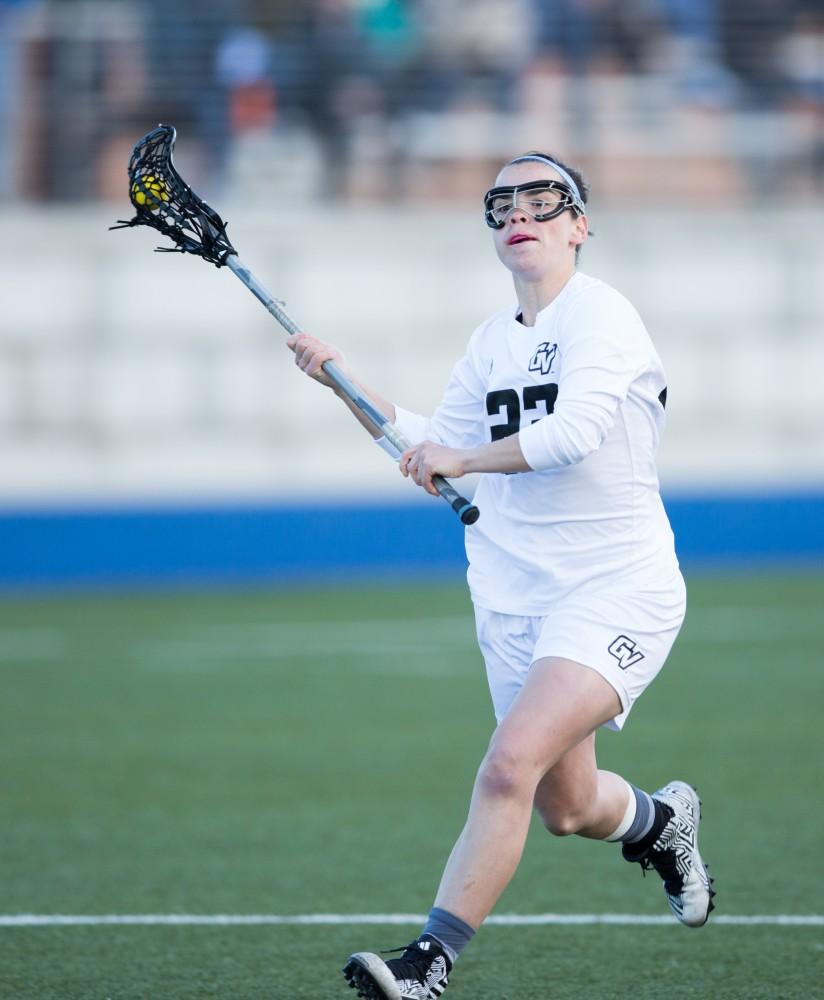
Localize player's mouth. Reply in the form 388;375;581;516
507;233;537;245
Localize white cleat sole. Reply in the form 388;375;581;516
344;952;403;1000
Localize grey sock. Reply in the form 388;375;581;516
421;906;476;963
621;785;656;844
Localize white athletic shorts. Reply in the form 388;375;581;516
473;574;687;731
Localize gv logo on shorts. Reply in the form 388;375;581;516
608;635;645;670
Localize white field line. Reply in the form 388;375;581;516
1;913;822;928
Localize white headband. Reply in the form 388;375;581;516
509;155;585;210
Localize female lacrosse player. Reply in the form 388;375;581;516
288;152;714;1000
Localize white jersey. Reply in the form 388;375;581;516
392;271;681;616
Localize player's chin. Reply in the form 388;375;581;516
503;250;549;280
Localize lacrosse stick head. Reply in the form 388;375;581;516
111;124;236;266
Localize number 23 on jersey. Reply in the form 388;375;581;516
485;383;558;442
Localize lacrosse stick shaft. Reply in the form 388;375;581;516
225;255;480;525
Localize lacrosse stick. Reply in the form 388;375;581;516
111;125;479;525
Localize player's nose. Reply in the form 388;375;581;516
506;205;529;224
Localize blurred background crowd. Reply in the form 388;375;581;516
1;0;822;532
2;0;823;204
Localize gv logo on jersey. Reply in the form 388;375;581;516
528;342;558;376
607;635;645;670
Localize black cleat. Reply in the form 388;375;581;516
343;935;451;1000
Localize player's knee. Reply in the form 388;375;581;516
538;805;584;837
534;794;590;837
477;744;530;801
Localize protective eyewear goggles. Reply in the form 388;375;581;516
483;179;586;230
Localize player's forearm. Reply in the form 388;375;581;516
461;434;531;475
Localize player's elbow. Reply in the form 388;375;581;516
524;425;605;470
552;403;614;465
519;405;612;471
552;431;602;467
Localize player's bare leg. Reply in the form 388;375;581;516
345;657;618;999
344;657;713;999
532;719;715;928
532;732;632;839
430;657;621;927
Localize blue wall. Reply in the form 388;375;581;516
1;493;822;590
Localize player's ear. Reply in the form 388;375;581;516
571;214;588;246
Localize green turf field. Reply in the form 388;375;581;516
1;572;822;999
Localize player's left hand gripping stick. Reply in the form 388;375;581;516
111;124;479;525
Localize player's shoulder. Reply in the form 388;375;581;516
467;304;516;350
563;272;643;321
560;272;649;340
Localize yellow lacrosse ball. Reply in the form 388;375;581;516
132;174;169;209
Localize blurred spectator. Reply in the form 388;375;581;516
354;0;419;117
718;0;794;107
17;0;146;201
143;0;240;179
533;0;661;75
0;0;40;200
782;5;824;106
659;0;717;47
1;0;820;205
780;4;824;191
215;26;276;137
357;0;417;64
656;0;739;108
413;0;535;111
290;0;381;194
